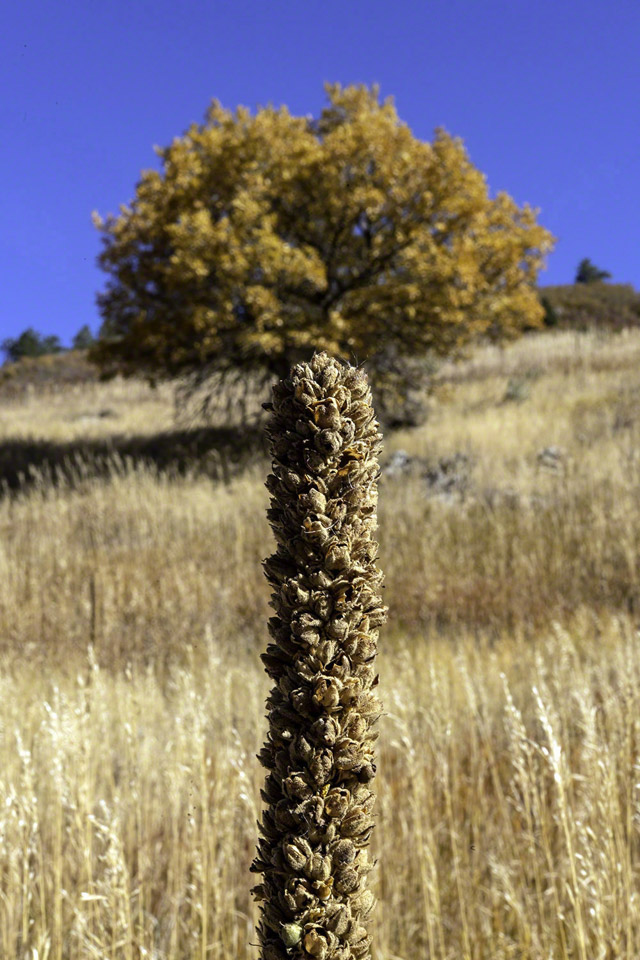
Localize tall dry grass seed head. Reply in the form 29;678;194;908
253;353;386;960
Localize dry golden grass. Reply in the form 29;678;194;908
0;375;175;442
2;618;640;958
1;327;639;958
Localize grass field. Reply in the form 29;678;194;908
1;328;639;958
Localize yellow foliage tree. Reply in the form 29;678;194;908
92;84;554;421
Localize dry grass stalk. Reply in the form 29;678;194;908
254;353;386;960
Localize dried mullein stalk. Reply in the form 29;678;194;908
252;352;386;960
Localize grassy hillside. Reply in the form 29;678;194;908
540;281;640;330
1;327;639;958
0;348;99;398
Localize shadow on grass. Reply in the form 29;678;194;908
0;424;268;495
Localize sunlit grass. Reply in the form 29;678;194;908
1;618;640;958
0;327;639;957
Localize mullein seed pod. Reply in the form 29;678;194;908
252;352;386;960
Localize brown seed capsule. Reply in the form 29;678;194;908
290;687;313;714
295;795;324;825
341;807;372;838
283;837;312;871
310;716;340;746
334;738;362;771
313;677;341;710
312;594;333;619
330;657;352;681
314;398;341;429
303;519;332;546
352;938;371;960
343;715;367;741
284;878;315;911
334;865;360;894
330;838;356;866
314;877;334;900
327;902;351;936
315;640;337;665
309;569;333;589
283;775;312;800
310;750;333;786
304;928;329;959
306;852;332;881
325;541;350;571
274;800;298;831
345;924;369;946
292;613;322;638
291;735;313;763
306;487;328;513
325;788;351;820
350;889;375;918
327;617;350;640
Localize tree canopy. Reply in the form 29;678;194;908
92;83;554;405
71;324;95;350
575;258;612;284
1;328;63;363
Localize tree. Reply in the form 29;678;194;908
575;258;611;284
1;327;63;363
540;294;560;327
71;324;95;350
92;83;555;421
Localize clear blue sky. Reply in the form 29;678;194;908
2;0;638;346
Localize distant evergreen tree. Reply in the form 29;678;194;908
540;295;560;327
72;325;95;350
1;328;64;363
575;258;612;284
40;335;64;354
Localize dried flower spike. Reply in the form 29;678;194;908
253;352;386;960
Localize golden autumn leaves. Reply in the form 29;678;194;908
92;83;554;384
253;353;386;960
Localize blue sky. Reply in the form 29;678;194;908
2;0;638;346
